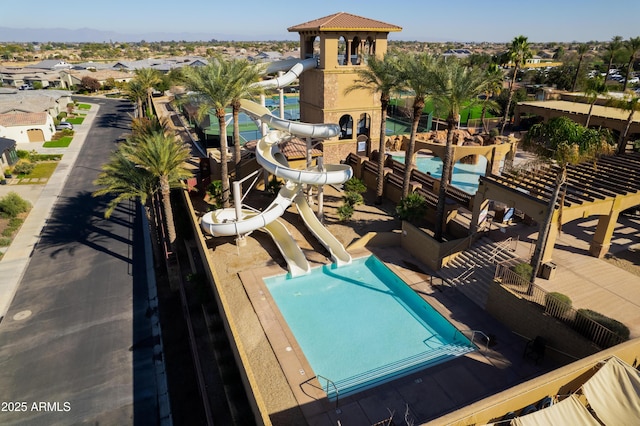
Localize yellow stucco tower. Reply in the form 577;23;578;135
288;12;402;164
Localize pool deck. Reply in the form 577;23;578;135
238;246;555;425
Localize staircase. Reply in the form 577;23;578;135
436;236;522;309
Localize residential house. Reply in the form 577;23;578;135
0;112;55;143
0;90;73;122
59;69;134;90
25;59;73;71
0;136;18;177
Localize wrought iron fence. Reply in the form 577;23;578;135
494;263;625;348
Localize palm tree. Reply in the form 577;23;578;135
583;75;608;127
93;148;162;263
133;67;162;116
122;130;192;253
501;35;532;135
401;52;435;198
603;36;623;82
125;80;147;118
622;37;640;92
608;91;640;154
480;63;503;133
429;58;487;241
182;58;239;207
571;43;589;92
228;59;264;178
344;53;404;204
524;117;615;281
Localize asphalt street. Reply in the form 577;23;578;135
0;98;160;425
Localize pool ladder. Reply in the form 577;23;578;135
457;329;490;351
306;375;340;409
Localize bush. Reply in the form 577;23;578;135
489;128;500;138
511;262;533;281
574;308;629;347
0;192;31;218
265;176;282;196
545;292;572;319
207;180;223;209
16;150;30;159
343;191;363;206
0;237;11;246
337;203;354;221
396;193;427;223
343;177;367;194
12;161;34;176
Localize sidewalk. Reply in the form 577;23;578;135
0;104;98;319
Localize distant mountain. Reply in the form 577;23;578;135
0;27;291;43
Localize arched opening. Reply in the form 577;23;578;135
339;114;353;139
364;37;375;56
337;36;347;66
303;35;320;59
357;113;371;137
350;36;362;65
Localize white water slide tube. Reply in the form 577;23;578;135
263;219;311;277
256;58;318;90
294;193;352;266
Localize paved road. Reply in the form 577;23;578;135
0;98;160;425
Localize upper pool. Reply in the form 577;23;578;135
392;154;489;194
263;256;475;398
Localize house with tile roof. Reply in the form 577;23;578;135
59;69;134;90
0;90;73;122
0;111;55;143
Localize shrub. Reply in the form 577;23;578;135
343;191;363;206
17;150;30;159
0;192;31;218
12;161;34;176
207;180;223;209
337;203;354;221
265;176;282;195
489;128;500;138
343;177;367;194
545;292;572;319
511;262;533;281
574;308;629;347
396;193;427;223
0;237;11;246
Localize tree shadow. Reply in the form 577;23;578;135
37;191;133;263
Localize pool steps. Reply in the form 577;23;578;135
325;342;474;399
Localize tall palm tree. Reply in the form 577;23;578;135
122;130;192;253
622;37;640;92
608;91;640;154
571;43;589;92
133;67;162;116
480;63;503;133
501;35;532;135
429;58;488;241
228;59;264;178
182;58;240;207
93;148;162;263
125;80;147;118
345;53;404;204
603;36;623;82
401;52;435;198
583;75;608;127
524;117;615;281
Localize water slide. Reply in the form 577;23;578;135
200;59;353;272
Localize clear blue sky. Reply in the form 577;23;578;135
6;0;640;42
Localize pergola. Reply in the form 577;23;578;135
470;152;640;262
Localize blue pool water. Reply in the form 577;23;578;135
263;256;475;398
393;155;488;194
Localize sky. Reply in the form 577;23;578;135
3;0;640;43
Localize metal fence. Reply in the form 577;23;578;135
494;263;625;348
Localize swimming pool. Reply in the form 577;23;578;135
392;155;488;194
263;255;475;398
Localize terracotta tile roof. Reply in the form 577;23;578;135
0;112;48;127
288;12;401;33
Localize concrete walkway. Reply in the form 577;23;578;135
0;105;97;319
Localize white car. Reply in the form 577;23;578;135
55;122;74;131
628;77;639;84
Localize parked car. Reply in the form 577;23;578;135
56;122;74;131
